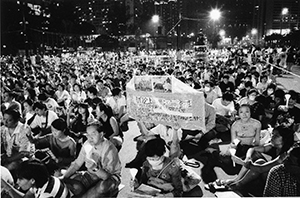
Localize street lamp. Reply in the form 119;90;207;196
152;15;159;23
251;28;258;44
209;9;221;21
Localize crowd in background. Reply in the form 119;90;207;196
1;45;300;197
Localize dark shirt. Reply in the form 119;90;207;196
219;81;235;93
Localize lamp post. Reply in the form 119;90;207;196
151;15;160;50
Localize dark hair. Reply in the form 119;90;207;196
204;80;214;87
244;81;253;88
26;88;36;101
145;138;166;157
247;88;259;96
272;126;295;155
222;92;234;101
33;101;47;110
274;88;285;99
57;83;65;90
4;108;21;121
288;90;299;101
23;98;34;106
267;83;276;90
73;83;82;91
51;118;68;135
112;87;122;96
17;160;49;188
97;103;113;118
86;86;98;96
38;93;48;101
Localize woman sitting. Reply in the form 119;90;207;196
27;118;76;176
201;104;261;185
95;103;123;151
226;126;295;196
132;138;183;197
1;109;34;178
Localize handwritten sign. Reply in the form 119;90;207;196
126;76;205;131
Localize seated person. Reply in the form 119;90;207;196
27;118;76;176
96;103;123;151
264;145;300;197
1;109;34;177
212;92;236;117
1;159;70;198
61;121;121;198
132;138;183;197
38;93;59;112
271;90;300;131
29;102;58;136
225;126;295;196
201;104;261;184
106;87;129;131
126;122;182;169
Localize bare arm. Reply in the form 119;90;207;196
109;117;119;139
253;121;262;146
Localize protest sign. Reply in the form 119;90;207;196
126;75;205;131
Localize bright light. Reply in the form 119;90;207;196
210;9;221;21
152;15;159;23
190;32;195;37
282;8;289;15
219;29;225;37
251;28;258;35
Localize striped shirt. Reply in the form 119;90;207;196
35;176;70;198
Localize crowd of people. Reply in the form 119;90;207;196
1;45;300;198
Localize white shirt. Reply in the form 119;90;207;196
30;110;58;129
150;124;183;145
106;95;126;115
212;98;235;116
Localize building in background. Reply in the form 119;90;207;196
265;0;300;35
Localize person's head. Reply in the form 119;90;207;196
271;126;294;153
260;75;268;83
247;89;259;101
244;81;253;90
16;160;49;191
266;83;276;96
238;104;251;120
57;83;65;91
23;99;34;112
51;118;68;138
96;79;104;89
3;109;20;128
222;92;234;106
86;121;105;146
96;103;113;119
286;90;298;108
3;91;15;102
86;86;98;99
203;80;214;92
77;102;89;116
274;88;285;104
112;87;122;98
33;101;47;116
222;75;229;83
145;138;166;169
38;93;48;102
73;83;82;92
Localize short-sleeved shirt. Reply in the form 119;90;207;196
33;176;70;198
29;110;58;130
1;122;34;157
75;139;122;181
